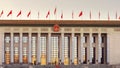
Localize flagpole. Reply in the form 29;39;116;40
72;10;74;20
99;11;100;20
53;6;57;20
81;11;83;20
20;10;22;20
78;11;83;20
30;10;31;20
48;10;50;25
116;11;117;20
20;11;22;20
2;10;4;20
18;10;22;20
90;11;91;20
61;10;63;20
11;12;12;20
38;11;39;20
56;9;57;20
108;12;109;21
55;9;57;20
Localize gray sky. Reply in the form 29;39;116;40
0;0;120;20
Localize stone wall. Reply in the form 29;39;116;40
109;32;120;65
0;33;3;65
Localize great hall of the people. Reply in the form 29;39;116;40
0;20;120;68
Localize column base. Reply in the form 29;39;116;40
78;60;81;64
37;62;41;65
95;60;98;64
47;62;51;65
29;63;32;65
19;62;23;65
10;62;14;64
87;60;90;64
2;62;5;65
61;63;64;65
72;62;74;65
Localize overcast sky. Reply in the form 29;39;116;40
0;0;120;20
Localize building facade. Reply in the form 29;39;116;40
0;20;120;67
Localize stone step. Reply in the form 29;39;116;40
2;64;120;68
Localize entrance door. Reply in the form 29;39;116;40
22;33;28;64
40;36;47;65
51;36;59;65
14;33;19;63
64;36;70;65
4;33;11;64
31;33;37;65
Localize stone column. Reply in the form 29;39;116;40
98;33;102;63
29;33;32;64
61;33;64;64
11;33;14;63
47;33;51;64
72;33;75;63
78;34;81;64
0;33;3;65
80;33;84;63
89;33;93;63
107;33;110;64
2;33;4;64
87;34;89;64
37;33;40;64
20;33;23;63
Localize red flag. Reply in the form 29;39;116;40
79;11;83;17
61;12;63;19
0;10;3;17
54;8;57;15
99;11;100;19
27;11;31;17
72;11;74;19
7;10;12;17
46;10;50;18
17;10;21;17
90;11;91;19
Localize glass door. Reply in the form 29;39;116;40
31;33;37;65
64;36;70;65
22;33;28;64
4;33;11;64
40;36;47;65
13;33;19;63
51;36;59;65
73;36;78;65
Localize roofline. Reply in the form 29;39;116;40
0;20;120;27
